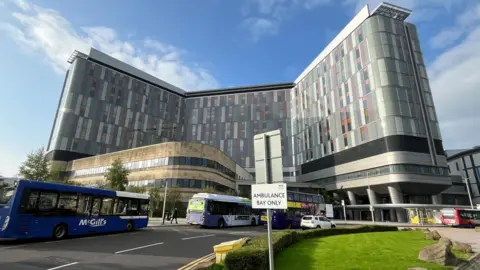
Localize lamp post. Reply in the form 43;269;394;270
162;181;168;225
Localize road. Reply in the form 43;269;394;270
0;226;267;270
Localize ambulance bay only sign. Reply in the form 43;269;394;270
251;183;288;209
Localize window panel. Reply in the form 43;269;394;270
38;192;58;212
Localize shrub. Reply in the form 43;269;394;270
224;225;398;270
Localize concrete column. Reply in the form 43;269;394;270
347;191;357;205
388;186;407;223
366;188;378;204
366;188;381;221
389;209;397;222
431;194;442;205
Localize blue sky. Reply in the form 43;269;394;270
0;0;479;176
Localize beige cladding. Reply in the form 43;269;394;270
71;166;235;189
68;142;236;172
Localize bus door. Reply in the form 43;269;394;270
87;197;104;233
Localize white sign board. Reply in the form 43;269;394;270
251;183;287;209
254;130;284;184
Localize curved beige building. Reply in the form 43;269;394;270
65;142;253;202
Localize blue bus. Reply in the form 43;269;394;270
0;179;150;240
260;191;325;229
186;193;259;228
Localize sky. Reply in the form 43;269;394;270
0;0;479;176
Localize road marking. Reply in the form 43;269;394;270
182;234;215;240
228;231;252;235
114;242;164;254
47;262;79;270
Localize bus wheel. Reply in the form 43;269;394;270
218;219;225;228
53;224;68;240
126;221;134;232
251;218;256;226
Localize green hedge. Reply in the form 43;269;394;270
224;225;398;270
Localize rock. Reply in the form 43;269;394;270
452;241;473;253
432;230;442;240
438;237;452;247
418;240;458;266
424;231;436;240
425;230;442;240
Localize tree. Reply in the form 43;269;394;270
201;186;238;196
148;188;163;217
126;186;146;193
19;147;50;181
165;187;182;212
104;158;129;191
201;186;218;194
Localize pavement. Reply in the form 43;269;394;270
434;227;480;253
0;225;267;270
148;218;188;227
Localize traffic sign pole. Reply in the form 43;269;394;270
267;208;274;270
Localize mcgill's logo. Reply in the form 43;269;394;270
79;218;107;227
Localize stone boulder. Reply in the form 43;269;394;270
452;241;473;254
418;237;457;266
424;230;441;240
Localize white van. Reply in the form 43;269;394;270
301;215;336;229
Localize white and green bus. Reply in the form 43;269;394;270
186;193;258;228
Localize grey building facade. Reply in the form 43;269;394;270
47;3;455;221
446;147;480;205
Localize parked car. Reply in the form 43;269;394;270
301;215;336;229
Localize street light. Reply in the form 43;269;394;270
464;178;475;209
161;181;168;225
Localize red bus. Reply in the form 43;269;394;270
440;208;480;228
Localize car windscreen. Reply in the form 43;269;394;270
302;216;312;220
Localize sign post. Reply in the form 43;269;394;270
369;205;375;223
252;183;287;270
253;130;284;270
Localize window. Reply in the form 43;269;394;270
363;99;369;123
100;198;114;215
360;127;366;141
77;195;92;216
57;193;78;215
330;140;335;152
126;199;139;215
139;200;149;216
344;134;348;147
24;191;39;213
91;198;102;216
38;191;58;212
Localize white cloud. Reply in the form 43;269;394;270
430;3;480;49
429;24;480;149
241;0;331;41
0;0;219;91
242;17;279;42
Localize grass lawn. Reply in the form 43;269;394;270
275;230;471;270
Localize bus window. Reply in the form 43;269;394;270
100;198;114;215
57;193;78;216
115;198;128;215
139;200;149;216
91;198;102;216
26;191;39;213
77;195;92;216
38;191;58;213
126;199;139;215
